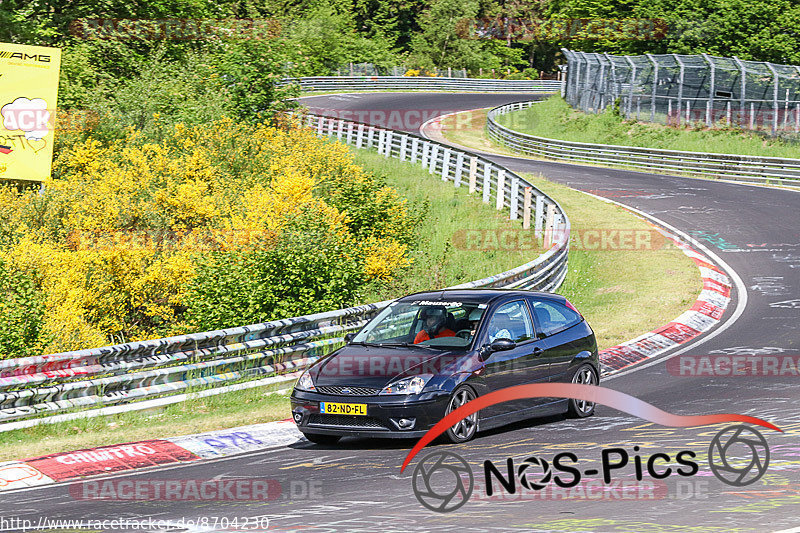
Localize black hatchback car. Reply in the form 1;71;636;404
291;289;599;444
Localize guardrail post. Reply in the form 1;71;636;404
674;54;685;125
510;177;519;220
356;124;364;148
367;126;375;148
346;122;354;144
523;187;532;229
796;105;799;133
646;54;658;122
454;152;464;187
496;169;506;210
384;130;393;157
732;56;747;128
442;148;452;181
377;129;385;154
543;203;556;247
765;62;779;135
624;56;636;117
317;116;324;136
327;118;335;136
421;141;429;168
400;135;408;161
468;157;478;193
429;145;438;174
482;162;492;203
411;138;419;163
702;53;715;127
535;196;544;238
337;120;344;140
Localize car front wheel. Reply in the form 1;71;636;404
567;364;597;418
444;385;478;443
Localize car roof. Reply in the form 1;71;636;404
396;288;567;305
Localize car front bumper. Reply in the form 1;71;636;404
290;389;451;439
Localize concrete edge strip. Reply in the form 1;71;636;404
593;213;731;376
0;419;304;492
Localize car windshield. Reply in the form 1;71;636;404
352;300;487;349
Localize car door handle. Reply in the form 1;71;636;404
531;347;543;356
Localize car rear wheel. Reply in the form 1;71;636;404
567;364;597;418
303;433;341;445
444;385;478;443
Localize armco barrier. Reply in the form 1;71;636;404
0;112;570;428
281;76;562;93
487;101;800;187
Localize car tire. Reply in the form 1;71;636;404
303;433;341;445
567;364;597;418
444;385;479;443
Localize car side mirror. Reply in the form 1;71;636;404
480;338;516;359
344;332;356;343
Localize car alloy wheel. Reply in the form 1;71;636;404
445;386;478;443
568;365;597;418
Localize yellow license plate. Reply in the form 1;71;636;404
320;402;367;416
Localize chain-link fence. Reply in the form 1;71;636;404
563;48;800;139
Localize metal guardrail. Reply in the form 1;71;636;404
487;101;800;187
0;112;570;426
280;76;562;93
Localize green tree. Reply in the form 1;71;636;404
0;260;49;359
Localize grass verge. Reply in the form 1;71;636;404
1;139;699;460
349;148;545;302
496;96;800;158
523;174;699;349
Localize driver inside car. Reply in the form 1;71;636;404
414;306;456;344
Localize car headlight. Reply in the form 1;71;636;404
380;374;433;395
296;370;315;392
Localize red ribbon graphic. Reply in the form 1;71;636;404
400;383;781;472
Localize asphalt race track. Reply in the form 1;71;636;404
2;92;799;532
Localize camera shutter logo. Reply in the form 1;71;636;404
708;425;770;486
518;456;552;490
412;451;473;513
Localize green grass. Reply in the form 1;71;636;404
436;108;521;156
496;96;800;159
348;148;545;303
525;174;699;350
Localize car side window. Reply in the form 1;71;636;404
486;301;535;343
531;301;582;337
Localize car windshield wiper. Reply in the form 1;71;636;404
376;342;439;350
349;341;383;347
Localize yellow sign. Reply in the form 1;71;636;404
0;42;62;182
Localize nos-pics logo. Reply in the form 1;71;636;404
412;425;770;513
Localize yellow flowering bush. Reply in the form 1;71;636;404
0;119;416;356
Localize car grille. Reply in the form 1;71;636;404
308;414;388;430
315;385;380;396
